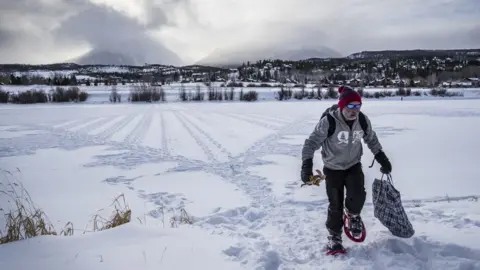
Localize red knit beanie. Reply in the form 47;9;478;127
338;85;362;110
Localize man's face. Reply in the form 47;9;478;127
342;101;361;120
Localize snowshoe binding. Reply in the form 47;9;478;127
325;234;346;256
343;210;366;243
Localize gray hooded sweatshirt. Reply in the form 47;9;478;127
301;107;383;170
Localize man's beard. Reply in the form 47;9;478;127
342;109;358;120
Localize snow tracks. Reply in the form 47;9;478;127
1;104;479;270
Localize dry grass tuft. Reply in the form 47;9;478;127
0;168;57;244
88;194;132;232
170;208;194;228
60;222;74;236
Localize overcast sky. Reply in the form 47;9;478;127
0;0;479;65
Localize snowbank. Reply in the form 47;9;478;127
0;223;244;270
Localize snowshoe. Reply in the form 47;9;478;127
343;210;366;243
325;234;347;256
326;245;347;256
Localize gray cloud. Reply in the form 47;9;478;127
0;0;185;65
143;0;194;29
0;0;90;63
143;0;170;29
156;0;480;63
0;0;88;28
0;0;478;65
55;3;150;51
0;29;15;49
54;2;183;65
0;0;69;13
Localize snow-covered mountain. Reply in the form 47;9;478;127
70;43;184;67
197;46;343;66
71;50;138;66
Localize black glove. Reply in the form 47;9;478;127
375;150;392;174
301;158;313;183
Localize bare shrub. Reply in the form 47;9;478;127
395;87;412;97
406;88;412;96
10;89;49;104
240;90;258;101
307;89;315;99
0;87;8;103
316;88;323;99
445;91;463;97
395;87;406;96
382;90;394;97
222;89;230;101
363;91;374;98
226;87;234;101
208;85;222;101
109;85;121;103
293;89;307;100
179;83;187;101
430;88;441;96
356;87;364;97
429;88;462;97
276;85;292;100
79;91;88;102
49;86;88;102
326;85;337;99
129;83;164;102
191;84;204;101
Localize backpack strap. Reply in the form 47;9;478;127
358;112;368;135
326;114;335;138
320;104;338;138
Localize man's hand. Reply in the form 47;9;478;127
301;158;313;183
375;150;392;174
301;169;326;187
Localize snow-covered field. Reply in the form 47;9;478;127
0;98;480;270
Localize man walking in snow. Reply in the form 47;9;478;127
300;85;392;254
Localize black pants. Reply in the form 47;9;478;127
323;162;366;235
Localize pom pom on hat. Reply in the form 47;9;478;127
338;85;350;94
